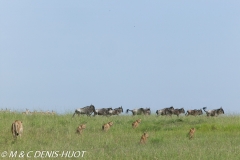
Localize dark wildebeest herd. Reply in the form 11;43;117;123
72;105;124;117
72;105;224;117
10;105;224;143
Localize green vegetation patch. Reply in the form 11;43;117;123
1;113;240;160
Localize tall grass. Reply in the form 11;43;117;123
1;113;240;159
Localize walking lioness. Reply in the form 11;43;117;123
132;119;141;128
11;120;23;139
76;124;86;135
102;121;113;131
140;132;149;144
188;128;196;139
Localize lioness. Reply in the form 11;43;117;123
140;132;149;144
76;124;86;135
102;121;113;131
132;119;141;128
188;128;196;139
11;120;23;139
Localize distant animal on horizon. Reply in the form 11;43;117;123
11;120;23;139
156;106;174;116
2;108;11;113
173;108;185;117
46;110;56;115
51;110;56;115
203;107;224;117
76;124;86;135
72;104;95;117
185;109;203;116
188;128;196;139
132;119;141;128
108;106;123;116
140;132;149;144
126;108;151;115
94;107;113;116
102;121;113;131
22;108;30;115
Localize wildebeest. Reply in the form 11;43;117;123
126;108;151;115
94;107;113;116
140;132;149;144
132;119;141;128
72;104;95;117
156;106;175;116
102;121;113;131
203;107;224;117
144;108;151;115
108;106;123;115
76;124;86;135
173;108;185;117
11;120;23;139
185;109;203;116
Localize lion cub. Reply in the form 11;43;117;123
132;119;141;128
76;124;86;135
140;132;149;144
102;121;113;131
11;120;23;139
188;128;196;139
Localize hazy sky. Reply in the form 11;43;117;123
1;1;240;114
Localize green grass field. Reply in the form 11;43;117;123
1;112;240;160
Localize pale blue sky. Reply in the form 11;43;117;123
1;1;240;114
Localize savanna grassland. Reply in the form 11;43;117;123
1;112;240;160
